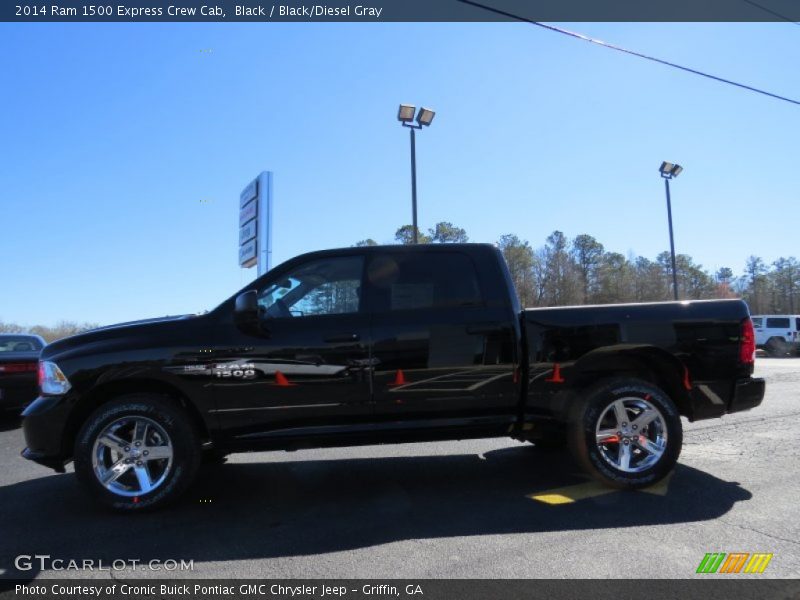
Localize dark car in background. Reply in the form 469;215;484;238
0;334;46;413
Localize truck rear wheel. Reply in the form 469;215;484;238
74;394;201;511
569;378;682;489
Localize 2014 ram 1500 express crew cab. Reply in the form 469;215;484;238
22;244;765;510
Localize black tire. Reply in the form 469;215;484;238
202;448;229;466
766;337;789;357
568;378;682;490
74;394;201;511
526;428;567;450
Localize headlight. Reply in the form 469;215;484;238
38;361;72;395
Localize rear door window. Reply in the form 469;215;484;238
367;252;484;312
751;317;762;328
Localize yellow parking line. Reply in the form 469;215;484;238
528;481;616;504
528;472;674;505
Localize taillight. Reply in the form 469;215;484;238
740;318;756;364
0;362;38;373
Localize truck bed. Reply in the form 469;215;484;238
522;299;756;422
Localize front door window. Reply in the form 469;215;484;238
258;256;363;319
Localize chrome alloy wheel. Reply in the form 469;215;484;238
91;416;173;497
594;397;668;473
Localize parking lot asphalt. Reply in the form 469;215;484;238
1;358;798;580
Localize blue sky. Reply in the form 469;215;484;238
1;22;798;326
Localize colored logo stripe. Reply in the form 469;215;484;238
697;553;726;573
720;553;749;573
744;553;773;574
696;553;773;574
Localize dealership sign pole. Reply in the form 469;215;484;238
238;171;273;277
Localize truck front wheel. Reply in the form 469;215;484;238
74;394;202;511
569;378;682;489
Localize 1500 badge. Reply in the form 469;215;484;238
212;363;256;379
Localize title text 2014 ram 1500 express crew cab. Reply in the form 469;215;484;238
22;244;765;510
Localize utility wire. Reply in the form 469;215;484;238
741;0;800;25
456;0;800;106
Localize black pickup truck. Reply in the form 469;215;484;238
22;244;764;511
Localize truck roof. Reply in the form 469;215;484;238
304;242;497;255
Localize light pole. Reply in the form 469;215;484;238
397;104;435;244
659;161;684;300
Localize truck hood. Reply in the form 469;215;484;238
40;314;201;362
89;314;196;332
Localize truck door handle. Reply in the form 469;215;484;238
324;333;361;343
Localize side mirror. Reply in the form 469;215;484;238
233;290;261;334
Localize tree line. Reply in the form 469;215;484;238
357;222;800;314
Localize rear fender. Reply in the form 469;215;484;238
566;345;693;419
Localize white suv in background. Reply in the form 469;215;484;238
751;315;800;357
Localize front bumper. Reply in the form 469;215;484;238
729;377;766;414
21;394;72;472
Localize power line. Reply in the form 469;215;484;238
456;0;800;106
741;0;800;25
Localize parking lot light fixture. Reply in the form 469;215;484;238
416;107;435;127
659;161;683;178
659;161;684;300
397;104;436;244
398;104;416;123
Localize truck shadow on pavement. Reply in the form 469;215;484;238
0;445;752;579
